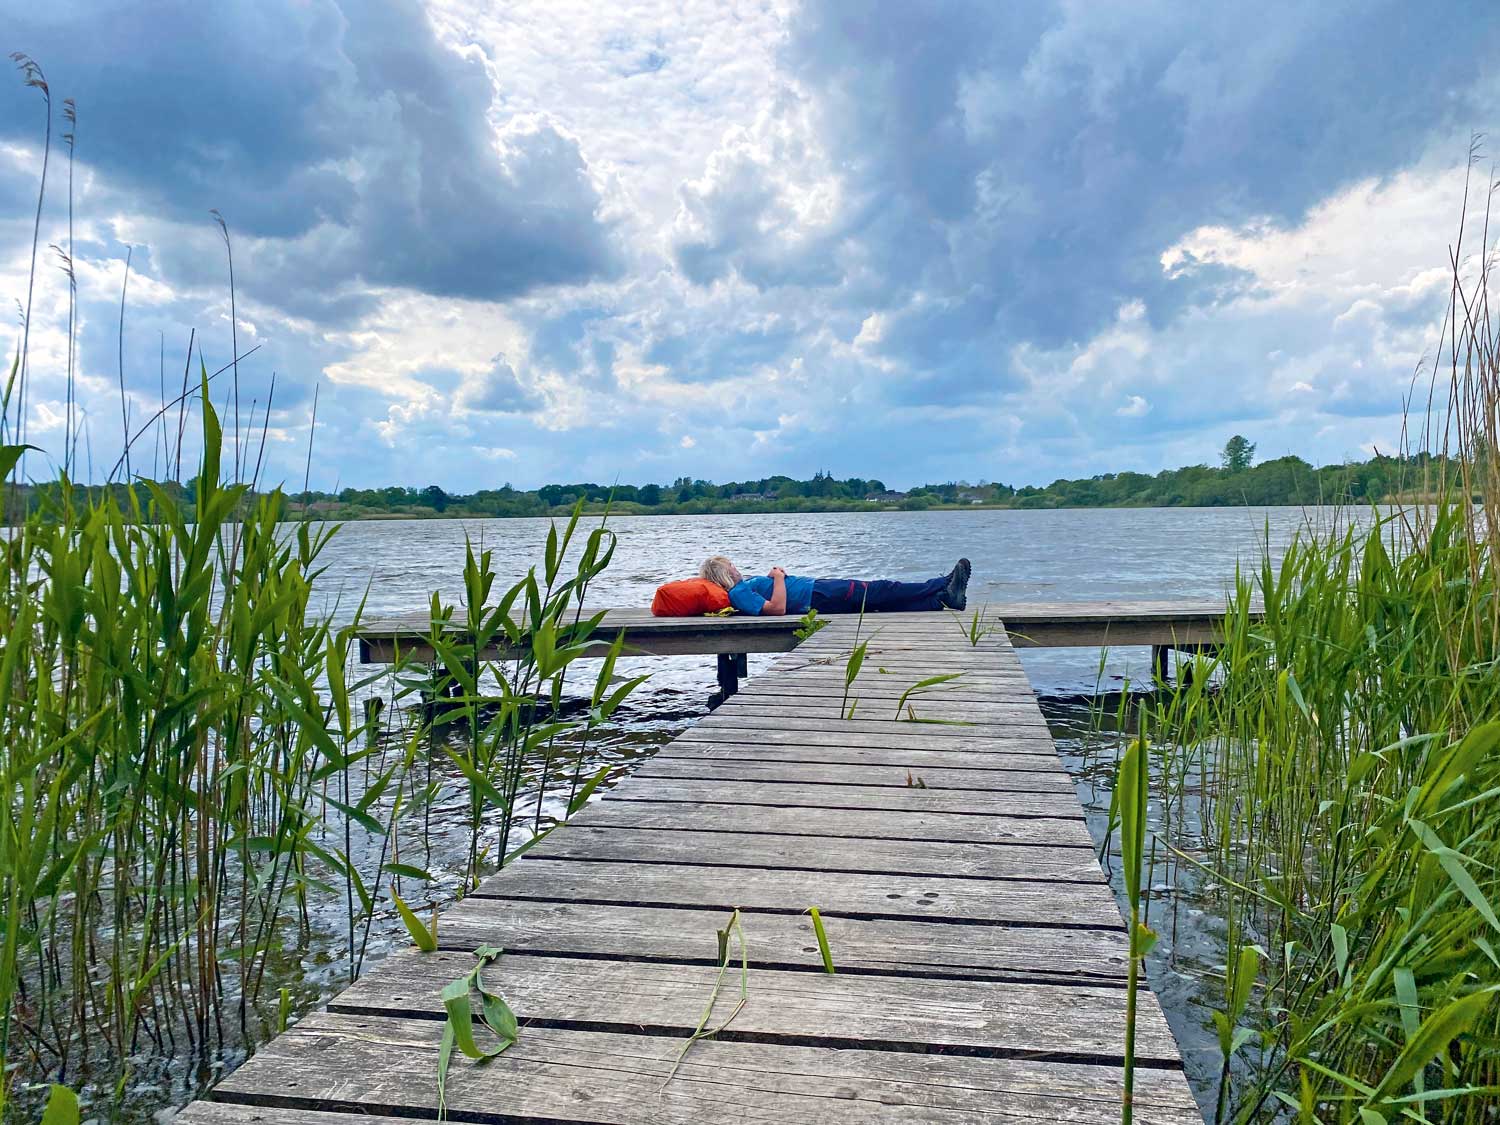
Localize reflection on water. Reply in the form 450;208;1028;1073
103;508;1322;1120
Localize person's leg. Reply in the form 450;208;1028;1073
810;578;867;613
810;561;970;613
860;577;948;612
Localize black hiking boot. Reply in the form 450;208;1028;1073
941;558;971;610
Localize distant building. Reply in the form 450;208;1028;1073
864;490;906;502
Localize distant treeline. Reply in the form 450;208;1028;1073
5;445;1466;523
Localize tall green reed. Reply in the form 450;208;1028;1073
0;63;643;1119
420;503;647;891
1114;175;1500;1122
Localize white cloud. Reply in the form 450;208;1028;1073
3;1;1494;491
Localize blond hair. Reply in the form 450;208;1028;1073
699;555;741;590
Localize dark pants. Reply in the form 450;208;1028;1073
809;576;948;614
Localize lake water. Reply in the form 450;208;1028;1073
107;507;1327;1120
316;505;1318;695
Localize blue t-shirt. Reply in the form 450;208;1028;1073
728;574;814;615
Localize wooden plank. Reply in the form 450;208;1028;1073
689;711;1053;736
632;757;1074;793
324;951;1184;1065
718;698;1047;722
606;777;1081;817
736;680;1038;702
656;740;1071;772
194;1013;1203;1124
747;659;1032;675
473;858;1122;927
434;897;1129;983
572;798;1099;848
674;724;1060;754
523;825;1103;882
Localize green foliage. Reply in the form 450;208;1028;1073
665;908;749;1085
392;888;438;953
1115;733;1155;1125
424;505;646;891
12;447;1444;524
792;607;827;641
38;1086;79;1125
807;906;836;974
1140;507;1500;1120
436;945;517;1119
1221;434;1257;473
840;593;870;719
894;673;964;721
0;426;643;1116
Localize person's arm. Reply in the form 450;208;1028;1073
763;567;788;615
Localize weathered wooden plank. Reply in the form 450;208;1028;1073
719;698;1047;723
195;1014;1202;1124
606;777;1082;817
523;825;1103;882
756;666;1038;684
746;661;1032;678
788;647;1017;662
736;680;1039;702
691;710;1053;735
434;897;1129;983
572;797;1099;847
474;858;1121;927
655;740;1070;772
674;724;1060;754
325;951;1183;1065
632;757;1074;793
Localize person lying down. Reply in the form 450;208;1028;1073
699;556;971;616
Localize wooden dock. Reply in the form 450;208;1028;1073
182;610;1206;1124
356;598;1246;699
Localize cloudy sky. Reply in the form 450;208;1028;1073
3;1;1498;491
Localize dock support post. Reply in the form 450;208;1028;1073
1152;644;1170;684
711;652;748;708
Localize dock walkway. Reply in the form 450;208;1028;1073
183;611;1202;1124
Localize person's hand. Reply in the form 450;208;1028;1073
769;566;786;580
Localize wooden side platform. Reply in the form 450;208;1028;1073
355;599;1244;660
183;613;1201;1124
357;598;1250;699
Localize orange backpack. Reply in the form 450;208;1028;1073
651;578;732;616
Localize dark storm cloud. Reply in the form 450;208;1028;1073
456;356;543;413
700;0;1500;378
530;305;617;386
3;0;619;309
645;322;799;383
